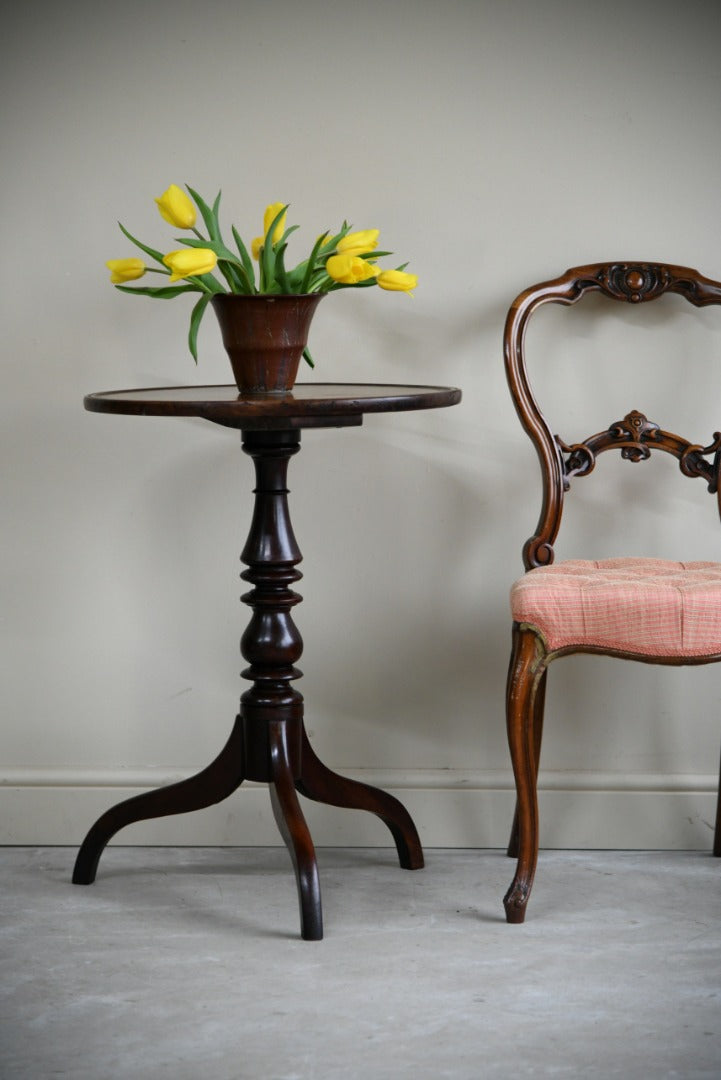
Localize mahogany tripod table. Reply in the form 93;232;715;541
73;383;462;939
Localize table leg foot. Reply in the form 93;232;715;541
268;720;323;941
72;717;246;885
296;726;424;871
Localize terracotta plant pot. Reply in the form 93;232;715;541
211;293;323;394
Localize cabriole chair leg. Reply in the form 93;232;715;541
504;626;545;924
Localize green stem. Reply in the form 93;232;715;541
188;277;214;294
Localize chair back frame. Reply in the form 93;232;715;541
503;262;721;570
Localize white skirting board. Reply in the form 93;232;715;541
0;768;717;849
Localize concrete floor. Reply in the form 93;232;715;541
1;847;719;1079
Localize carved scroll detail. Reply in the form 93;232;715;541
594;264;673;303
679;433;721;491
610;410;660;461
557;410;721;494
556;439;595;488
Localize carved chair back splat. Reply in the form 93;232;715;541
502;261;721;923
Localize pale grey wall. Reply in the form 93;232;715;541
3;0;721;846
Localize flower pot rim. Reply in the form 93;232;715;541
211;292;323;301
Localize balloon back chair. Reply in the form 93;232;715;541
502;261;721;923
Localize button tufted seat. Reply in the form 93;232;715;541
511;557;721;657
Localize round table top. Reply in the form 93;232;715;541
84;383;462;430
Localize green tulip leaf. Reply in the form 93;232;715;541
211;190;222;237
305;267;335;293
286;263;307;291
260;236;276;293
326;278;378;292
115;284;200;298
186;185;221;241
217;262;244;294
188;292;212;362
193;272;227;295
274;243;292;293
117;222;166;266
299;232;331;293
302;346;315;369
231;227;256;291
321;223;351;253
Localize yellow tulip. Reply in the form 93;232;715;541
263;202;287;244
251;236;263;261
326;254;380;285
155;184;197;229
377;269;417;293
162;248;217;282
337;229;379;257
106;257;146;284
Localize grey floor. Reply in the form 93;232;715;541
1;847;720;1079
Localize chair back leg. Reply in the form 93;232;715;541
714;739;721;857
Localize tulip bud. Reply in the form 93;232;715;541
337;230;379;257
376;269;417;293
155;184;197;229
326;254;380;285
106;257;146;284
162;248;217;282
263;203;287;245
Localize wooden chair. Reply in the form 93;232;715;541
502;261;721;923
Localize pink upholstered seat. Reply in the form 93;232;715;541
511;557;721;657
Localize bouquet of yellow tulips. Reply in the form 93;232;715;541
106;184;417;364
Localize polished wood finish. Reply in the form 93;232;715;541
84;383;462;430
74;384;460;939
502;262;721;922
72;717;246;886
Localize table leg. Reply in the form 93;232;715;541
269;720;323;940
72;718;245;884
296;724;424;870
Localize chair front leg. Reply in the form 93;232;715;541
504;624;547;924
507;666;547;859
